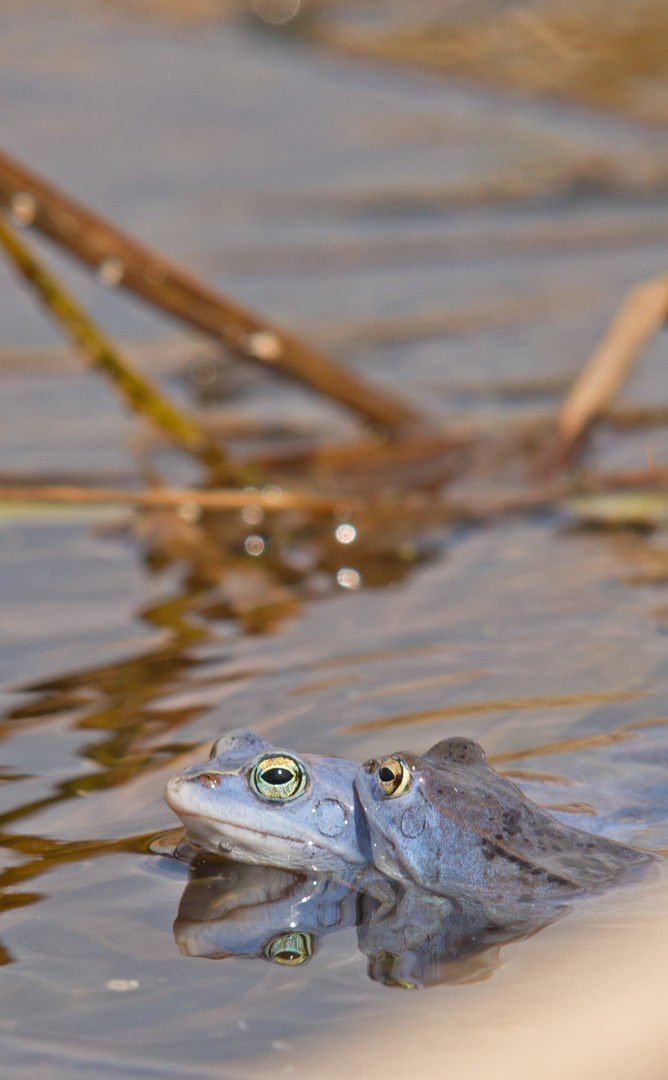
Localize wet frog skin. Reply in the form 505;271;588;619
165;729;370;873
355;737;655;900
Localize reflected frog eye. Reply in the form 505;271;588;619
377;757;411;798
249;755;308;800
262;932;314;966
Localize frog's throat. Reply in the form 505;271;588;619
174;810;306;849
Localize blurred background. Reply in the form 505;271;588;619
1;2;668;1078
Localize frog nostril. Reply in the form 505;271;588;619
197;772;221;789
363;759;378;774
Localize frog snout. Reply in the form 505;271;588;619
164;773;183;809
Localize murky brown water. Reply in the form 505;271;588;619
1;2;668;1077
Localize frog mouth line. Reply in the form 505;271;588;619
171;808;318;850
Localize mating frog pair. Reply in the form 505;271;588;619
165;729;653;899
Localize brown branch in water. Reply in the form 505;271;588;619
580;466;668;490
0;212;240;485
540;271;668;473
0;483;352;513
0;147;420;434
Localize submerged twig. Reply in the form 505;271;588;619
0;148;420;433
548;271;668;469
0;483;353;513
0;212;239;484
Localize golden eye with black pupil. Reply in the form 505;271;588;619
377;757;411;798
262;932;314;966
249;754;307;801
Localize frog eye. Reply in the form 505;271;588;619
249;755;308;801
377;757;411;798
262;932;314;966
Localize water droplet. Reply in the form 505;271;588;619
246;331;282;362
252;0;301;24
334;503;353;522
176;502;201;523
9;192;36;227
337;567;361;590
262;483;283;504
97;256;124;287
106;979;139;992
335;523;356;544
241;504;264;526
245;535;265;556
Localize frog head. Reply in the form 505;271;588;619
165;729;370;873
355;736;653;898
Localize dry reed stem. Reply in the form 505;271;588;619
0;148;419;433
0;212;239;484
0;484;350;512
556;272;668;455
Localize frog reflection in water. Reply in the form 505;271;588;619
165;729;371;874
174;852;552;990
174;853;359;968
355;737;655;899
166;732;655;989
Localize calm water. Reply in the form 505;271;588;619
1;3;668;1077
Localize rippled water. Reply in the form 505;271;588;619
1;2;668;1077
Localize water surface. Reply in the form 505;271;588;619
1;3;668;1077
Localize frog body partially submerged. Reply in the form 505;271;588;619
165;731;653;898
165;729;370;874
355;737;655;899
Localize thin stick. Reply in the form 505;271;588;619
0;148;420;433
0;212;240;482
0;484;353;512
556;272;668;455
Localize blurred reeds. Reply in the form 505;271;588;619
310;0;668;124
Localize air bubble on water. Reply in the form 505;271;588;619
251;0;301;25
9;192;37;227
245;535;265;556
245;330;282;362
262;483;283;504
106;979;139;992
97;256;125;287
337;567;361;590
241;504;264;526
176;502;201;524
334;502;353;522
335;523;356;544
